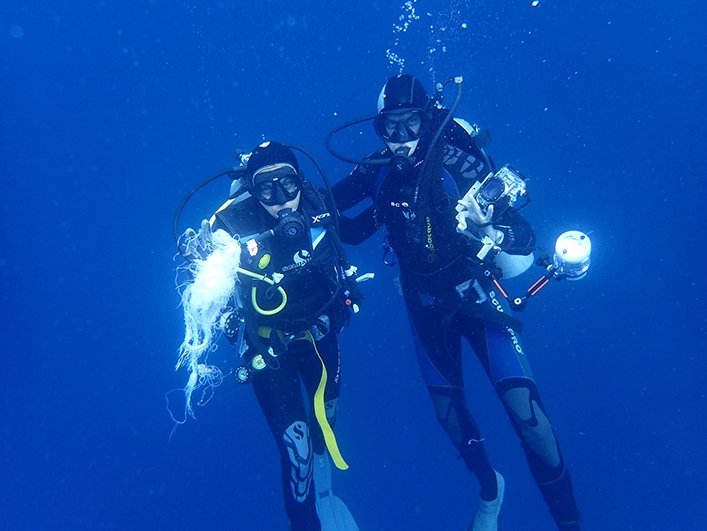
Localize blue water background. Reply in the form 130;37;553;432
2;1;706;529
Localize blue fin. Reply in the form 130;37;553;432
316;494;360;531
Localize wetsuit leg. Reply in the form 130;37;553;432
252;348;321;531
462;316;581;529
496;376;581;530
403;289;498;500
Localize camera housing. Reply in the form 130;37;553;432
475;165;528;215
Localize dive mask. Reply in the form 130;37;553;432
252;164;302;206
374;109;427;143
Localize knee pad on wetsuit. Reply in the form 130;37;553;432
429;387;493;478
430;388;465;446
283;420;314;502
495;378;561;469
429;387;485;450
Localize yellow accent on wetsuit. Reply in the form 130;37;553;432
251;328;349;470
305;331;349;471
209;198;236;227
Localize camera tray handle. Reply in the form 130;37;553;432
487;256;559;311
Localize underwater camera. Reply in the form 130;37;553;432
475;165;528;214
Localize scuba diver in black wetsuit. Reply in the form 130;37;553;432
327;74;582;530
177;141;362;531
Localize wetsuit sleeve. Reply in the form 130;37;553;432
314;183;378;245
331;162;380;245
210;215;227;233
493;207;536;255
338;206;379;245
211;210;245;239
210;200;239;235
332;164;377;212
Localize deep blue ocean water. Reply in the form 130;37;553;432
2;1;706;529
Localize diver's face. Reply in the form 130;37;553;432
374;109;424;157
260;191;301;218
385;139;420;158
252;167;303;218
382;110;422;139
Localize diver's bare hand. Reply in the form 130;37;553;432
456;193;494;239
457;195;494;227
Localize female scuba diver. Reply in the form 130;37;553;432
327;74;582;530
176;141;362;531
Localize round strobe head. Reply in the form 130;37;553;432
553;230;591;280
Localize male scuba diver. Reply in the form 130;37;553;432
327;74;582;530
178;141;361;531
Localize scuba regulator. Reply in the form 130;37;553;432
263;208;307;240
272;208;306;240
173;144;375;386
244;208;308;251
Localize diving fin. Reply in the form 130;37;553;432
316;494;360;531
314;452;360;531
469;470;505;531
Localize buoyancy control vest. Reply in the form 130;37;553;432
371;144;490;277
212;182;346;335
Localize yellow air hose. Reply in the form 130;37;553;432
236;267;288;316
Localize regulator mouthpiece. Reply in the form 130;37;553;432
553;230;591;281
275;208;306;240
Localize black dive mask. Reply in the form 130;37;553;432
374;109;427;143
253;172;302;206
